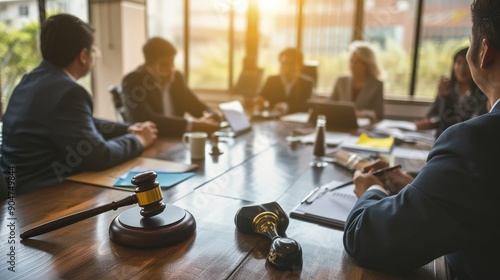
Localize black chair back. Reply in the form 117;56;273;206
108;85;130;122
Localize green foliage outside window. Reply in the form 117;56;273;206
0;21;41;113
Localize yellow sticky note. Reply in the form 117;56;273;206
356;133;394;148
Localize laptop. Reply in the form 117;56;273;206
215;100;252;137
307;99;359;130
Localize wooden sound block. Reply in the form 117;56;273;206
109;205;196;248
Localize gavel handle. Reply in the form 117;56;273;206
20;195;138;239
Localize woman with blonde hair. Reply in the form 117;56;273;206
330;40;385;120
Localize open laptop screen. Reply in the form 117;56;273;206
307;99;359;130
217;100;252;136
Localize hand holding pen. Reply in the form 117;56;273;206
303;164;403;204
354;160;414;197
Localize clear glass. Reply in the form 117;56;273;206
414;0;472;98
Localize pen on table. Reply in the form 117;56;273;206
304;164;402;204
301;186;320;204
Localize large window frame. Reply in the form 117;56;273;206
147;0;469;99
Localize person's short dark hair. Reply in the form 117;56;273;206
470;0;500;66
142;37;177;64
279;48;303;67
40;14;94;68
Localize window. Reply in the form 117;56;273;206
258;0;297;86
147;0;185;76
364;0;417;97
189;0;229;89
19;5;29;17
144;0;473;100
414;0;471;98
1;0;90;114
302;0;354;94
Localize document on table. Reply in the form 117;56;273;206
290;180;357;229
66;157;197;191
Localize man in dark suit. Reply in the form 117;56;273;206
343;1;500;278
254;48;313;114
122;37;220;136
0;14;157;195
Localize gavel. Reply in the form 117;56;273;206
235;202;303;271
20;171;165;239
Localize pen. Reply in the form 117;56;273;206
301;187;320;204
304;164;402;204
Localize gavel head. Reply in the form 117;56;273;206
131;171;166;218
235;202;302;271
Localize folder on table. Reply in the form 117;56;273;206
290;180;357;229
66;157;197;191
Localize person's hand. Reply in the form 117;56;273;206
191;118;220;135
438;75;451;97
353;170;385;197
353;160;414;196
203;111;222;123
129;121;158;148
128;121;157;133
415;118;435;130
253;96;266;112
272;102;288;114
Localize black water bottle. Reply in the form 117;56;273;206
312;114;326;157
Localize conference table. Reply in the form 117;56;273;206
0;120;448;279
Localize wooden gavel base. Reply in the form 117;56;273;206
109;205;196;248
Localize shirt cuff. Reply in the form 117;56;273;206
367;185;389;195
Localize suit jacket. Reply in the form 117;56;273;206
258;75;313;113
343;104;500;279
121;67;210;136
330;75;384;119
0;61;143;195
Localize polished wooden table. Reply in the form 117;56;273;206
0;120;448;279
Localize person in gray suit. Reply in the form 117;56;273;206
330;41;384;120
343;1;500;278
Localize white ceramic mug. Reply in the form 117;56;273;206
182;132;207;159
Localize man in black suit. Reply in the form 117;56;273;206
122;37;220;136
343;1;500;278
253;48;313;114
0;14;157;195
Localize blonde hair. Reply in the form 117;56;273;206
349;40;385;80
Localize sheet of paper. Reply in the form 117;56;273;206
374;119;417;131
298;131;350;146
280;112;310;123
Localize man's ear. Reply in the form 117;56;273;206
480;38;496;69
79;48;88;64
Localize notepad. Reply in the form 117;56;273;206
114;171;195;188
290;180;357;229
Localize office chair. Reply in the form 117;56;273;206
108;85;129;122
